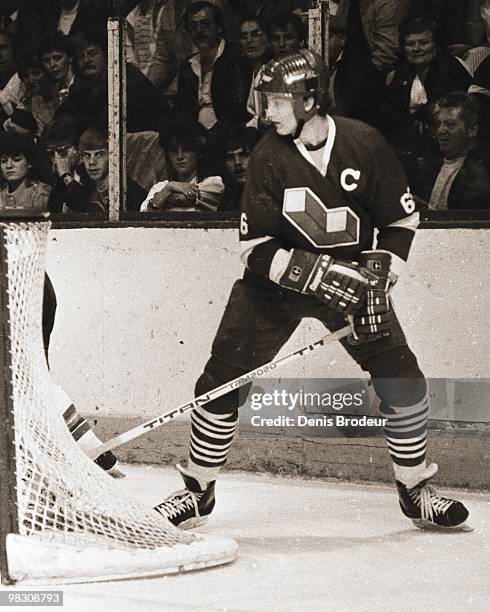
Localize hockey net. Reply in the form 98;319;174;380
0;220;237;585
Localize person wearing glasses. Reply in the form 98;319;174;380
41;115;91;214
238;12;272;128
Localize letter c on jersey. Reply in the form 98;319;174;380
340;169;361;192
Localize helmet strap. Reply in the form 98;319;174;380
292;95;318;139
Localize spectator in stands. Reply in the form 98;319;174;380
175;0;247;133
239;12;272;127
45;0;108;38
39;32;75;103
13;47;61;135
140;119;224;212
327;19;382;127
146;0;236;98
56;29;165;133
267;11;306;60
343;0;410;73
219;125;259;211
239;13;271;75
42;116;92;213
78;125;147;212
0;131;51;212
417;92;490;209
380;17;472;144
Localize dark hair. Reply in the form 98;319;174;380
79;125;108;151
41;116;82;149
0;132;37;164
39;32;74;59
161;117;209;180
399;16;440;47
267;11;306;45
73;28;108;56
239;11;268;33
163;117;207;154
433;91;481;130
220;126;260;154
185;1;225;34
15;46;45;81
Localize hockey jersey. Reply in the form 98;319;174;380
240;115;418;267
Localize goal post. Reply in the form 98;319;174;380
0;222;18;584
0;218;237;585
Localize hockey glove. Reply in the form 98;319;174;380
278;250;372;316
350;251;397;342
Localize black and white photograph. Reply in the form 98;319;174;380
0;1;488;610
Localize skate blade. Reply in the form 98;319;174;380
412;519;474;532
178;516;209;531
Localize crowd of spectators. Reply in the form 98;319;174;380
0;0;489;218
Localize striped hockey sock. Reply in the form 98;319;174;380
187;406;238;487
381;394;430;487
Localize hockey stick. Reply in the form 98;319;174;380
89;324;352;459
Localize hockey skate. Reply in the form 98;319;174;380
154;464;216;530
396;463;472;531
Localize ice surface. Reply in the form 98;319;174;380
2;465;488;611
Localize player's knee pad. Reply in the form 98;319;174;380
366;346;426;407
194;356;250;416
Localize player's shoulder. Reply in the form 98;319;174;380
332;116;390;151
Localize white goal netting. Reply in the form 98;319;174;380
0;221;237;585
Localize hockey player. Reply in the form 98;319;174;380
156;50;470;531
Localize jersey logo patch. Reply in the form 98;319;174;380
340;168;360;192
283;187;360;248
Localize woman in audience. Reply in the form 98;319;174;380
381;17;472;139
140;119;224;212
0;131;51;212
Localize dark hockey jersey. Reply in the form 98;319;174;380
240;115;418;264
